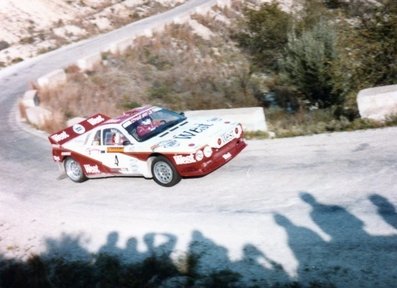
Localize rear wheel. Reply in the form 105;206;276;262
151;156;181;187
64;157;87;183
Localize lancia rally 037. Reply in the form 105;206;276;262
48;106;247;187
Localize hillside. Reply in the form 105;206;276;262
0;0;186;68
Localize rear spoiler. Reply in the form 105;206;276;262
48;113;111;145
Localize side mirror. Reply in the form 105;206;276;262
123;140;131;146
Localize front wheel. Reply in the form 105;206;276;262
64;157;87;183
151;156;181;187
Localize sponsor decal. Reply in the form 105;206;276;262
128;108;155;124
87;148;102;155
72;123;85;134
129;159;139;169
84;164;101;174
124;146;135;152
221;130;235;144
151;140;180;151
87;115;105;126
51;131;70;142
174;154;196;165
222;152;232;160
174;123;213;140
118;168;130;173
107;147;124;153
61;151;71;156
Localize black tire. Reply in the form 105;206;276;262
64;157;87;183
151;156;181;187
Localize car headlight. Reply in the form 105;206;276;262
203;146;213;158
195;150;204;161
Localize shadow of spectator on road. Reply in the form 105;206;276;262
98;231;123;257
274;191;397;287
188;230;231;273
2;193;397;287
232;243;290;286
300;192;368;242
43;232;92;261
369;193;397;229
143;232;177;258
273;212;328;283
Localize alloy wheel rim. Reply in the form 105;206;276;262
66;159;81;181
153;161;173;184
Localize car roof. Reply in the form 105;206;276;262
103;105;156;125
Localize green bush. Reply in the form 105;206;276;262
236;2;291;72
280;20;340;109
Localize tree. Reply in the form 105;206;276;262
357;0;397;86
331;0;397;111
237;2;291;72
280;20;340;108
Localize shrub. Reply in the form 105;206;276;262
279;20;340;109
236;2;291;72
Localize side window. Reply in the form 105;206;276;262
102;128;128;146
91;130;101;146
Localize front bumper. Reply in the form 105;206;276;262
176;137;247;178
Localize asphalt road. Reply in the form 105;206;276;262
1;1;397;286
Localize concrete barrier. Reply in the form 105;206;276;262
106;36;136;54
25;106;52;127
357;85;397;121
185;107;267;132
76;52;102;71
37;69;67;89
21;90;40;108
173;14;191;24
138;28;153;38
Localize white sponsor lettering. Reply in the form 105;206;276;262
61;151;71;156
174;123;213;140
221;131;234;144
84;164;101;174
87;115;105;126
222;152;232;160
51;131;70;142
72;123;85;134
174;154;196;165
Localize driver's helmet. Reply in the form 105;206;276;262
141;117;152;125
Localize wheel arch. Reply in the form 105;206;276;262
145;153;176;178
63;156;88;182
145;153;162;178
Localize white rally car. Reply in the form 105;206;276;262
48;106;247;187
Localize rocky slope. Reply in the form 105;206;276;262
0;0;185;68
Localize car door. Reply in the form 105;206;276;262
100;127;142;175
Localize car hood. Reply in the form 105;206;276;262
147;117;240;153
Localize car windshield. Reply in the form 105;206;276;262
124;108;186;142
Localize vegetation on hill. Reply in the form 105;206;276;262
36;0;397;137
237;0;397;136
